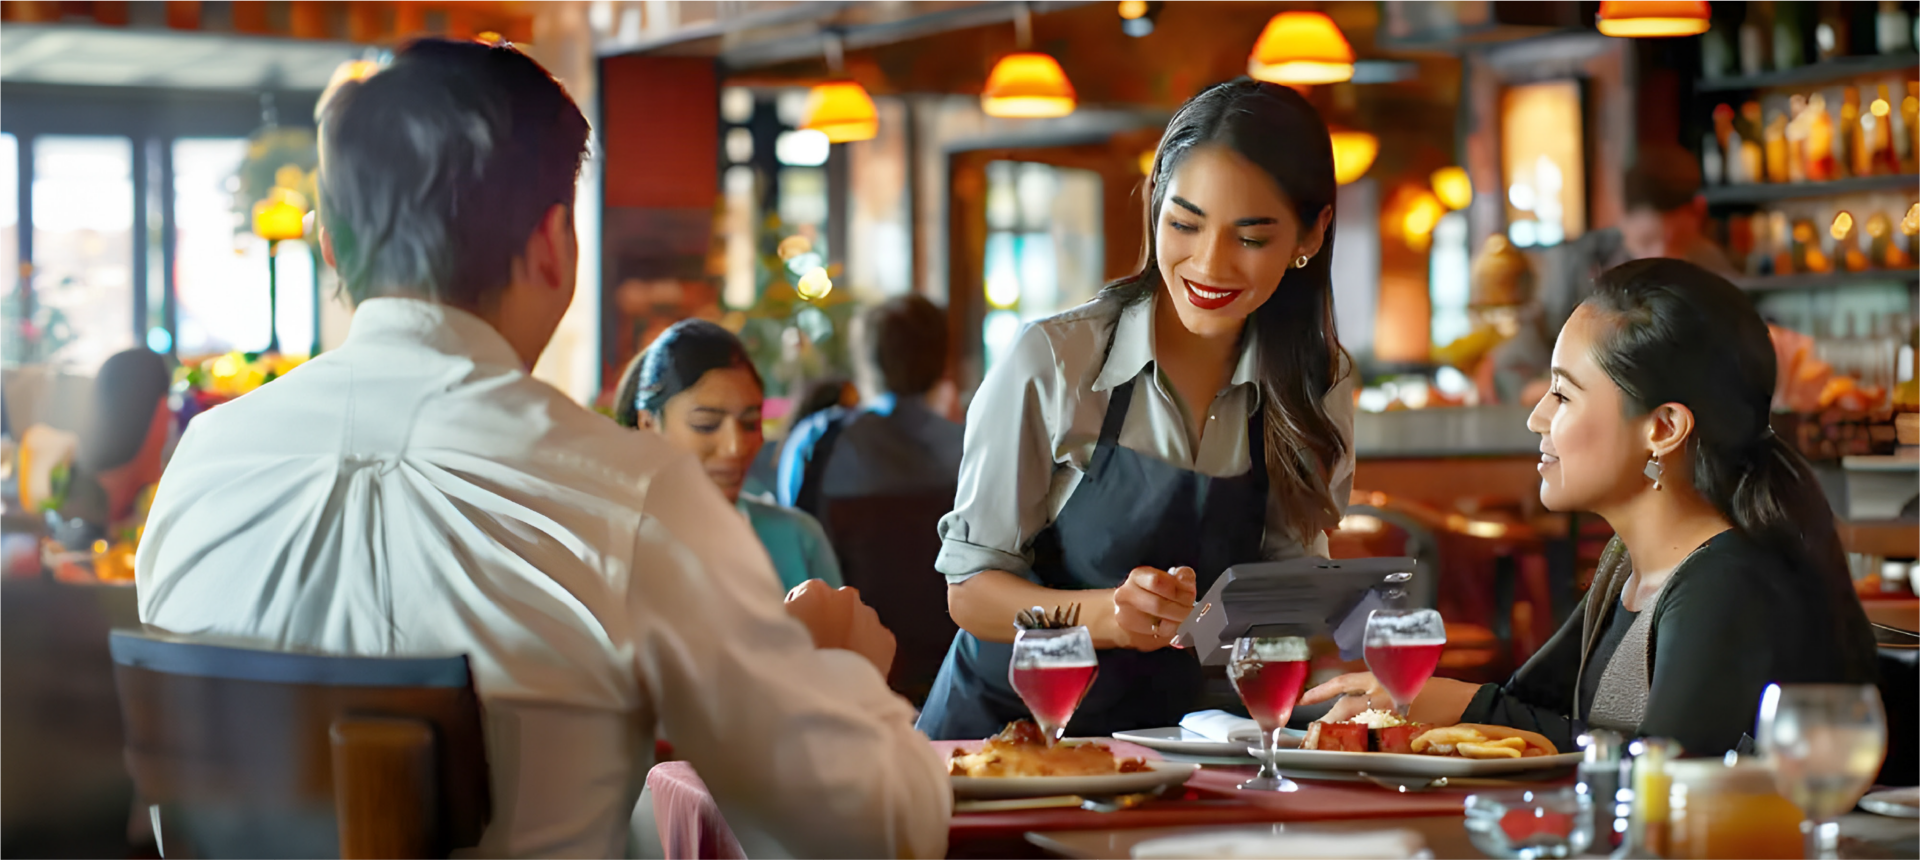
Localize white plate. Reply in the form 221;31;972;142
1110;726;1303;758
950;760;1200;799
1271;748;1584;777
1859;787;1920;819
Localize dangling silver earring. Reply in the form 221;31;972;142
1293;254;1310;269
1643;455;1664;490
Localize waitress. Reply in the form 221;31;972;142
918;80;1358;741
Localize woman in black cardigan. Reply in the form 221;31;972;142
1304;259;1878;756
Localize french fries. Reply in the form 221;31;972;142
1410;724;1557;759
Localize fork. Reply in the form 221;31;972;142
1357;772;1449;793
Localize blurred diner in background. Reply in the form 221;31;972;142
0;2;1915;859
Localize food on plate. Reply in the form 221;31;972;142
1303;709;1430;754
1411;724;1557;759
947;720;1152;777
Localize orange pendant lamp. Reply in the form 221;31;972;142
1328;127;1378;185
983;4;1075;119
802;81;878;143
983;52;1076;118
1596;1;1711;38
1248;11;1354;86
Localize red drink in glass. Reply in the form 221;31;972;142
1230;658;1310;730
1010;662;1098;730
1364;639;1445;707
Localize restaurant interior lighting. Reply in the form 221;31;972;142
801;81;878;143
1117;0;1159;37
1138;149;1157;176
1328;127;1378;185
252;188;307;242
1248;11;1355;86
982;53;1077;118
1431;167;1474;210
1595;1;1711;38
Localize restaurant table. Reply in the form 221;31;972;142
644;740;1569;859
1027;810;1920;859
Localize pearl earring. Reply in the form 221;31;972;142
1643;456;1664;490
1293;254;1310;269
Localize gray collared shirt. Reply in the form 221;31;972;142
935;292;1356;584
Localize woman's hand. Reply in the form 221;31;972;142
1300;672;1394;722
1301;672;1482;727
1110;566;1196;651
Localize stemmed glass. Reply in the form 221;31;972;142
1228;635;1310;792
1009;626;1098;744
1756;683;1887;860
1363;609;1447;717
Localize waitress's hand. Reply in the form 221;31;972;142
1111;566;1196;651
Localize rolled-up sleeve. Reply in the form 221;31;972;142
936;322;1065;584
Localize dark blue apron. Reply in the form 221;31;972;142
916;376;1270;740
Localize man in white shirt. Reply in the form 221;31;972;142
135;39;949;859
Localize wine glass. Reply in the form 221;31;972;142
1756;683;1887;860
1228;635;1310;792
1363;608;1447;718
1009;626;1098;744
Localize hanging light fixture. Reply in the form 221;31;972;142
1328;127;1378;185
802;34;878;143
1595;1;1711;38
983;4;1076;118
1431;166;1474;210
1248;11;1354;86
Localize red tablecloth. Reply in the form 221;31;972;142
644;739;1519;858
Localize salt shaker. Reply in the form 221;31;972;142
1576;730;1626;856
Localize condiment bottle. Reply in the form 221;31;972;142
1578;730;1627;856
1613;737;1681;860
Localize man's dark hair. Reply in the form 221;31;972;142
1624;146;1702;214
317;39;589;311
865;294;948;396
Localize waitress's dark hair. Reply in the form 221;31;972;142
612;319;762;429
1583;259;1873;670
1103;79;1349;535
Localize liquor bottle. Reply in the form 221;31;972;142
1702;133;1726;185
1766;109;1792;183
1703;25;1736;79
1839;87;1861;178
1855;85;1884;177
1866;210;1895;268
1785;95;1814;183
1805;93;1837;181
1741;2;1773;75
1898;82;1917;173
1773;1;1807;71
1879;0;1915;53
1816;2;1849;61
1871;84;1902;174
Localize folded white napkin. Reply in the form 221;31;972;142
1179;710;1264;744
1132;828;1429;859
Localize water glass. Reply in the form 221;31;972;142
1756;683;1887;860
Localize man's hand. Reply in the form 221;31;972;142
1111;566;1196;651
785;579;897;678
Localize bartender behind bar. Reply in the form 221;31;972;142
916;80;1357;741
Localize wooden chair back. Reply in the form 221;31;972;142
823;491;957;706
109;629;489;858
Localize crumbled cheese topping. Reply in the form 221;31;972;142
1348;709;1407;728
